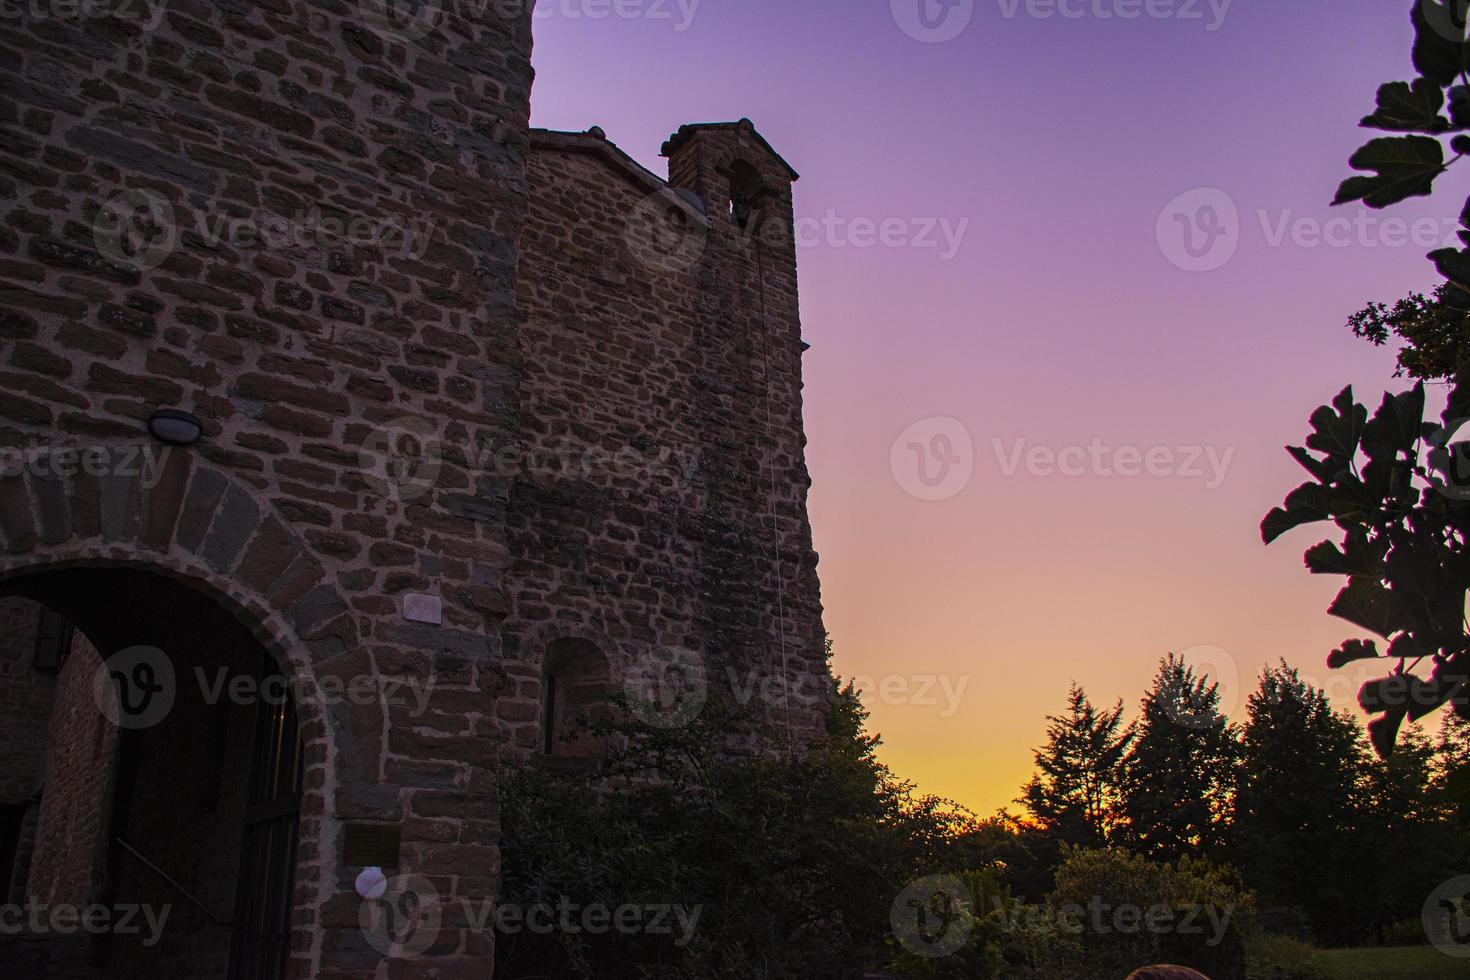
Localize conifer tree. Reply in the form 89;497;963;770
1232;663;1364;944
1019;684;1134;850
1118;654;1239;863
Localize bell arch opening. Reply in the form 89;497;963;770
0;566;308;980
726;159;763;229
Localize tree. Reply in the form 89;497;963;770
1118;654;1240;863
1437;710;1470;830
1355;722;1459;942
1019;684;1135;851
953;811;1059;899
1265;1;1470;761
496;651;985;979
1361;722;1444;825
1349;283;1470;379
1231;664;1366;945
1439;709;1470;770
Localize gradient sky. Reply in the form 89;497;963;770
527;0;1455;815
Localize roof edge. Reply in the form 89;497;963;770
659;119;800;182
529;128;668;194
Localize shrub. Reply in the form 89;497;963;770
886;869;1014;980
496;680;980;979
1039;849;1253;980
1379;915;1430;948
1243;934;1333;980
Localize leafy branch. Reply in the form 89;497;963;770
1268;2;1470;755
1264;380;1470;755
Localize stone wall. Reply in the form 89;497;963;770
0;599;52;810
0;1;538;975
504;122;829;755
26;629;115;912
0;597;51;905
0;602;113;918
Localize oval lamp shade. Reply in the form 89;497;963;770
146;409;204;446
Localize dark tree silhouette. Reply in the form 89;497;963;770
1231;664;1364;944
1117;654;1239;863
1438;711;1470;833
1355;722;1461;941
1349;283;1470;379
1019;684;1134;850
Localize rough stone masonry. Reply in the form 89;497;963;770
0;1;828;976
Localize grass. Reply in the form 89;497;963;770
1317;946;1464;980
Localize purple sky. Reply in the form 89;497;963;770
529;0;1452;813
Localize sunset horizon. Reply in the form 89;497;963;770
529;0;1438;817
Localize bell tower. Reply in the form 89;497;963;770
662;118;801;253
660;120;827;739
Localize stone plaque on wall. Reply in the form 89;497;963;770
343;823;402;870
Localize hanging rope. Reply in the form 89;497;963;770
753;233;796;748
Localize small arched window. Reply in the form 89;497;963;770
727;160;768;231
541;639;612;759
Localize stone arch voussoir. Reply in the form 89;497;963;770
0;451;355;978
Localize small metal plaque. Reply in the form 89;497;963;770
343;823;402;869
403;593;443;625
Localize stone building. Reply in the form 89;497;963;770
0;2;826;978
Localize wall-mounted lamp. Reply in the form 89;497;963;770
355;866;388;900
146;409;204;447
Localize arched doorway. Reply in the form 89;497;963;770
0;567;304;980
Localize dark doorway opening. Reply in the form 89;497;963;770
0;567;304;980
